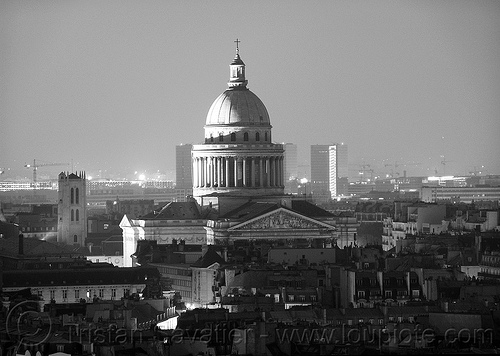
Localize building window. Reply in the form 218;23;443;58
71;209;74;221
265;132;268;141
243;132;249;141
99;289;104;298
76;209;79;221
358;291;365;298
111;289;116;300
75;289;80;299
74;235;78;243
76;188;79;204
256;132;260;141
297;295;306;302
385;290;392;298
50;290;56;301
71;188;74;204
288;295;294;302
62;290;68;300
412;289;419;297
231;133;236;141
219;133;223;142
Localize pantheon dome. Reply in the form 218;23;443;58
192;44;284;204
203;50;272;143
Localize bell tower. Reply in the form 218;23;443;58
57;171;87;247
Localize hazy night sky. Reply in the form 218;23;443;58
1;0;499;181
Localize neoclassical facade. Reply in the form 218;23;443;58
192;46;284;203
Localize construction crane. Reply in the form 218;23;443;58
440;155;454;175
24;159;69;188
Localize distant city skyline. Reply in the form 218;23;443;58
2;1;499;180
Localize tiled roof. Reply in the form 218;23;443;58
0;236;79;258
142;201;202;220
3;266;159;287
220;201;279;221
191;246;225;268
291;200;334;218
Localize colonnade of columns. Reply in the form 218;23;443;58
193;156;284;189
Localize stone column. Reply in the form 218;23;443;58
259;158;264;187
274;157;280;187
270;157;275;186
217;157;224;187
265;157;270;187
226;157;230;187
251;157;256;187
234;157;239;187
242;157;247;187
193;157;199;188
280;156;284;187
204;157;209;187
212;157;219;187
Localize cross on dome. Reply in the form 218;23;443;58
234;38;240;54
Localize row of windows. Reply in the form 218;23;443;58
288;294;316;302
178;290;192;298
357;290;419;298
22;226;56;232
161;267;192;276
172;279;191;287
209;131;270;143
46;287;122;300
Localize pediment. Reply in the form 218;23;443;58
229;208;334;231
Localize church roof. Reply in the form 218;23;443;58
205;48;270;127
205;88;270;127
141;201;202;220
291;200;334;218
220;201;279;221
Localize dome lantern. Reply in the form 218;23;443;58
228;39;248;89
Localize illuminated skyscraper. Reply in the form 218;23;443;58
311;143;349;201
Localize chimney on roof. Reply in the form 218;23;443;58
18;233;24;255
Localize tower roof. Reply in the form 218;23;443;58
205;41;270;127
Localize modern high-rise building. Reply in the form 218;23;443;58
336;143;349;196
176;144;193;190
311;145;331;202
311;143;349;202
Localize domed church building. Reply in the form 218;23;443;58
192;43;285;210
